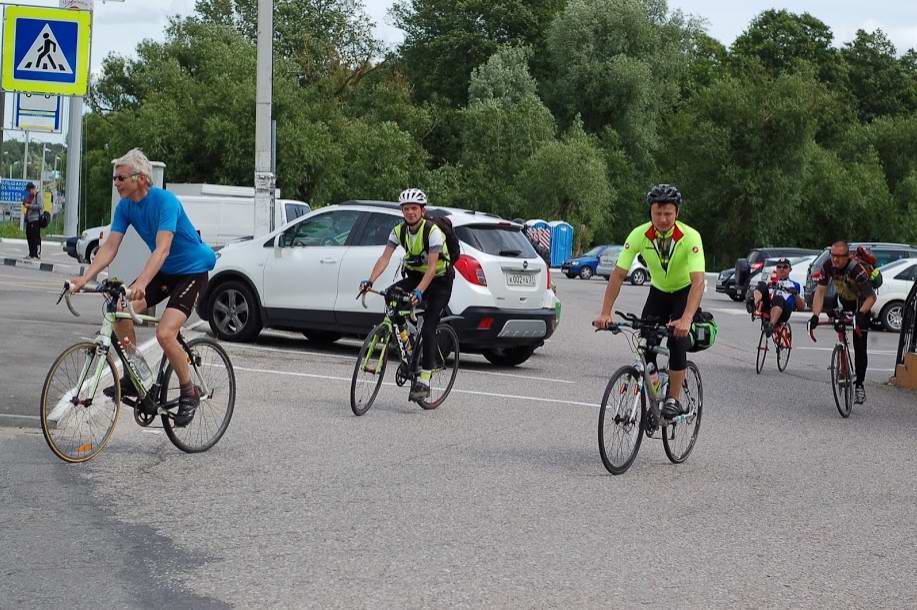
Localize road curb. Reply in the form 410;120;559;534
2;256;81;276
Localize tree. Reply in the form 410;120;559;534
390;0;566;106
457;46;557;218
842;29;917;122
730;9;844;82
545;0;702;167
516;121;613;250
193;0;382;86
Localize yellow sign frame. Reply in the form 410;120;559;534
1;6;92;96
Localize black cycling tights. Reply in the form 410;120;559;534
391;273;453;371
641;285;692;371
840;299;869;385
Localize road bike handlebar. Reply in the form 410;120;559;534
356;286;416;312
808;308;855;342
58;280;144;325
593;311;672;338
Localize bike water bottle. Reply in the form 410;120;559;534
126;349;154;389
647;363;660;395
399;326;412;355
658;370;669;396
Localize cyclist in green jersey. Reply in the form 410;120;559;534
593;184;706;420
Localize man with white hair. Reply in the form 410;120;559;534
69;148;216;426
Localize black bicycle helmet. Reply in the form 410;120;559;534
645;184;683;207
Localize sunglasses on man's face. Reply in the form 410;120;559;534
776;264;790;269
112;173;139;183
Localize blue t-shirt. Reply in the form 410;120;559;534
111;187;216;275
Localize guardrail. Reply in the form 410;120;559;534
895;280;917;370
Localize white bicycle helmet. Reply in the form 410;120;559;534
398;188;428;207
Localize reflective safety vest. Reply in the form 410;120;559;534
394;219;450;276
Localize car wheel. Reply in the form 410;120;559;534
481;346;536;367
302;330;342;345
579;267;593;280
208;280;262;342
86;241;99;264
630;268;647;286
728;293;744;302
880;301;904;333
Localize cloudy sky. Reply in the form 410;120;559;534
81;0;916;76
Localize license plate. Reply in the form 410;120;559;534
506;272;536;287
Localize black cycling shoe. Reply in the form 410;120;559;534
409;382;430;402
103;377;137;399
661;397;687;419
173;390;200;427
854;383;866;405
763;322;774;337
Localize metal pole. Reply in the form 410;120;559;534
254;0;275;235
64;96;82;235
39;143;47;211
20;131;29;230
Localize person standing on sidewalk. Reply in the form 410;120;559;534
22;183;43;260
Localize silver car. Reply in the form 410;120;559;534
596;247;650;286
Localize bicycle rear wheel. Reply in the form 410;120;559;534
776;324;792;372
755;328;768;374
40;342;121;463
351;324;391;416
662;361;703;464
413;323;460;410
160;337;236;452
830;344;853;418
598;366;645;475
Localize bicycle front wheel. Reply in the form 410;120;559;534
40;342;121;463
160;337;236;452
351;324;391;416
662;361;703;464
598;366;645;475
830;344;853;418
414;323;460;410
755;328;768;374
776;324;792;372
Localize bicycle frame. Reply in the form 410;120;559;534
359;288;421;375
51;283;212;421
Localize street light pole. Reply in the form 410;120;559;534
254;0;274;236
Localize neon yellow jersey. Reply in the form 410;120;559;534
616;221;705;293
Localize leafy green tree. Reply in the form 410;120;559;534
390;0;566;106
516;121;613;251
842;29;917;122
545;0;703;167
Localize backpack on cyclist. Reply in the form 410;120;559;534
852;245;883;290
688;310;718;353
398;216;461;273
39;211;50;229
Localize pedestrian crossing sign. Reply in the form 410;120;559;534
1;6;92;96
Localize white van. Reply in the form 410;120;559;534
75;184;309;262
169;183;309;245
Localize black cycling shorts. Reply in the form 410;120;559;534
136;271;208;317
641;285;692;371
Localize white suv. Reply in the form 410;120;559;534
196;201;560;366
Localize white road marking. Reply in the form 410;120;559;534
796;347;897;356
223;341;573;384
231;365;600;408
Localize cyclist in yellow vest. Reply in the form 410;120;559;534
360;188;454;401
593;184;706;423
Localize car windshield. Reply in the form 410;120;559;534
879;258;911;273
455;224;539;258
584;246;604;257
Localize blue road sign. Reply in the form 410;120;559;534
13;18;78;84
0;179;30;204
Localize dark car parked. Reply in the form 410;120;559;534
803;242;917;308
734;247;819;301
715;267;742;301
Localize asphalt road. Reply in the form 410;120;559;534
2;267;916;608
